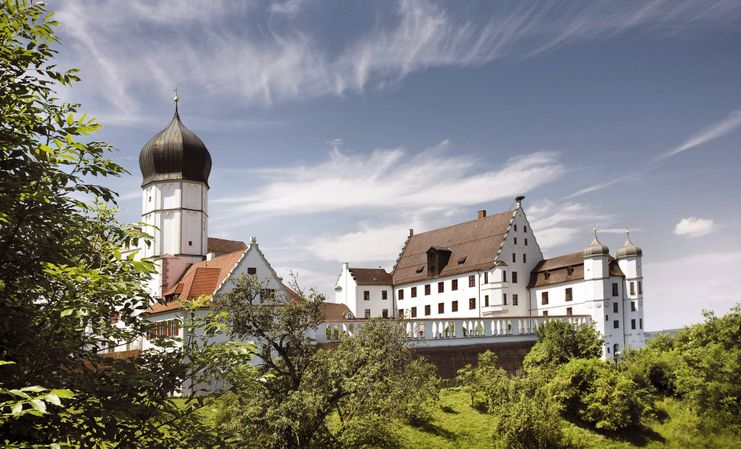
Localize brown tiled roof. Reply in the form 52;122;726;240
529;252;625;288
349;268;392;285
149;249;246;315
319;302;354;321
208;237;247;257
392;210;514;284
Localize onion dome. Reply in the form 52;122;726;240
583;228;609;258
139;98;212;187
616;230;643;258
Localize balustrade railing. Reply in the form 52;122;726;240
316;315;590;343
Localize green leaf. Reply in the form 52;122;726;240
61;309;74;317
50;389;75;399
29;398;47;413
11;402;23;415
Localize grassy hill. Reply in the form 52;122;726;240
392;389;739;449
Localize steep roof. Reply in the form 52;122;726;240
349;268;392;285
207;237;247;256
529;252;625;288
392;210;514;284
319;302;355;322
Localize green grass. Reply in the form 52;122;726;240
392;389;740;449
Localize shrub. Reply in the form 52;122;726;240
523;321;603;372
494;391;563;449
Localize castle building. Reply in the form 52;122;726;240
334;197;646;357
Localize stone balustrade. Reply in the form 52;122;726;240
315;315;591;346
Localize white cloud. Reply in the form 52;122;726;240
53;0;741;121
306;223;409;265
674;217;715;237
525;199;612;253
210;142;565;221
654;108;741;162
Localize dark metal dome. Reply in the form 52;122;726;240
617;230;642;258
139;107;212;187
583;228;609;258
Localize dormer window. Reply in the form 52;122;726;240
457;256;467;265
426;246;451;278
566;266;574;275
415;266;424;274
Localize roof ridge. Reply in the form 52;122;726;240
410;209;514;237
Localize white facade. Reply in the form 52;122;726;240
334;264;391;318
334;200;647;358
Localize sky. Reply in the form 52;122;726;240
50;0;741;331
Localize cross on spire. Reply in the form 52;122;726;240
173;86;179;114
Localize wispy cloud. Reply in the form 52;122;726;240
54;0;741;122
654;109;741;162
524;199;613;253
674;217;715;237
211;141;564;221
569;106;741;198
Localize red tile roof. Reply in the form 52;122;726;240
528;252;625;288
392;210;513;284
207;237;247;256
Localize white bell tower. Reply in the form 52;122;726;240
139;95;212;295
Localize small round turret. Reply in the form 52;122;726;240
617;230;642;258
583;227;609;258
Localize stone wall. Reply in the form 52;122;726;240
411;340;535;378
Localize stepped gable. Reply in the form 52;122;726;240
528;252;625;288
392;210;513;285
349;268;392;285
207;237;247;256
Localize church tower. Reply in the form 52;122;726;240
138;97;212;295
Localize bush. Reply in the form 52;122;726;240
551;358;647;432
494;390;563;449
523;321;603;372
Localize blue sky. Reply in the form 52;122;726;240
52;0;741;330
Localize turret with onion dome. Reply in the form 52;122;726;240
583;227;609;258
616;230;642;259
139;96;212;187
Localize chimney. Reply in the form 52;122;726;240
515;195;525;208
206;252;216;261
409;228;414;237
477;210;487;219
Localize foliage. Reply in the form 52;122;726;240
523;320;604;372
456;351;512;413
212;275;439;448
0;2;247;446
493;389;564;449
550;358;648;432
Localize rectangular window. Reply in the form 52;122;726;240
398;289;404;300
468;275;475;287
541;291;549;305
438;282;444;293
612;283;619;296
484;272;489;284
382;290;388;300
514;237;518;245
630;282;635;295
631;301;636;312
514;225;518;231
525;238;528;246
640;318;643;329
411;287;417;298
364;290;370;301
452;301;459;312
606;315;609;321
425;284;431;295
524;226;527;232
469;298;476;310
565;288;573;302
503;270;507;282
631;319;636;330
566;307;573;316
425;305;431;316
484;295;489;307
452;279;458;290
523;254;527;264
364;309;371;319
613;320;620;329
638;281;643;294
513;294;518;306
613;302;619;313
382;309;389;318
398;309;404;318
411;307;417;318
512;272;518;283
543;311;549;317
503;293;507;305
247;267;257;275
438;303;444;314
512;253;516;263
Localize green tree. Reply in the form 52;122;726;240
494;388;563;449
213;275;439;448
523;320;603;372
0;2;238;446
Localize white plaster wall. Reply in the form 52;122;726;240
354;285;393;318
333;266;358;316
395;273;482;319
217;245;284;302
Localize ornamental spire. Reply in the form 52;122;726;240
173;86;179;115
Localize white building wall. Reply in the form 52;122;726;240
395;273;482;319
355;285;393;318
619;255;645;351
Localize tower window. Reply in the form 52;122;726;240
484;295;489;307
613;320;620;329
514;225;518;231
630;282;635;295
512;272;518;283
524;226;527;232
148;196;152;202
513;294;518;306
631;319;636;330
631;301;636;312
503;293;507;305
512;253;516;263
514;237;518;245
613;303;618;313
523;254;527;264
612;283;619;296
638;281;643;294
